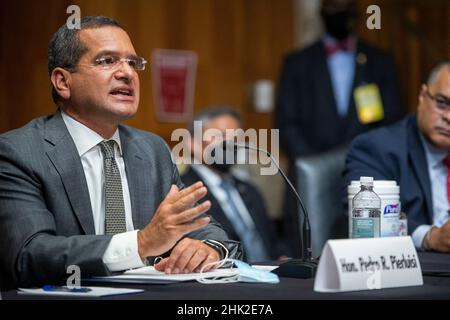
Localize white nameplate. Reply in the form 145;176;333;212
314;237;423;292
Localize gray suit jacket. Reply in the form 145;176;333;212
0;112;241;289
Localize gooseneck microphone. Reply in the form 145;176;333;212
217;140;317;278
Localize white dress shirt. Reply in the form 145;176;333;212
323;34;356;118
61;111;145;271
411;134;450;249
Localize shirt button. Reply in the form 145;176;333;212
126;248;132;256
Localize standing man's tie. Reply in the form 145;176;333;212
100;140;126;235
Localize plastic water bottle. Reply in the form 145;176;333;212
352;176;381;238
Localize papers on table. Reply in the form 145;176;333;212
251;265;278;272
85;265;278;285
18;286;144;297
88;266;238;284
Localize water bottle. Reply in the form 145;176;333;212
351;176;381;238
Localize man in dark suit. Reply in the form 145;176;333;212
275;0;403;257
181;107;287;263
275;0;402;159
343;61;450;252
0;16;241;289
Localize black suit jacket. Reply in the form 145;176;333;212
275;39;403;159
343;114;433;234
181;167;286;261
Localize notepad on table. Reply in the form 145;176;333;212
88;266;238;284
18;286;144;297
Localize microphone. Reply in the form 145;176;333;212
216;140;317;278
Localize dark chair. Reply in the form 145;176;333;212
295;146;349;258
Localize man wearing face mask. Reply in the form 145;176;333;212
276;0;403;159
275;0;403;257
181;107;288;263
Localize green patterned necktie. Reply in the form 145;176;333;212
99;140;126;235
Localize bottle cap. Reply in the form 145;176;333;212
360;176;373;186
348;180;399;195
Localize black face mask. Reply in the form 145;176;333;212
210;162;234;173
322;11;355;40
210;143;236;173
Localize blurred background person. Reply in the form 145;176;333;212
181;107;288;263
275;0;404;257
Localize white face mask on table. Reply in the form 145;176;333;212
196;259;279;284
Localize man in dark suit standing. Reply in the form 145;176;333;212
275;0;403;257
0;17;241;289
343;61;450;252
275;0;402;158
181;107;287;263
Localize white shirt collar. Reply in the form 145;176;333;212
61;110;122;157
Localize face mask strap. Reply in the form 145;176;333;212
196;258;239;284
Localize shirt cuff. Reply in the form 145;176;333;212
102;230;146;272
411;225;432;250
202;239;229;260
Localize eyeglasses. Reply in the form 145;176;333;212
92;55;147;71
426;89;450;114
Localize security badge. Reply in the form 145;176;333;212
353;53;384;124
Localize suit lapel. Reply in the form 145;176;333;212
44;112;95;234
120;127;151;230
344;41;365;136
408;116;433;222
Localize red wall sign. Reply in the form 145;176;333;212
152;49;198;122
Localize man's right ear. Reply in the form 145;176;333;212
418;84;427;104
50;68;72;100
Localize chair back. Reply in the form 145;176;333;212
295;146;348;257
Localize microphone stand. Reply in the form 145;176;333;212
232;142;318;279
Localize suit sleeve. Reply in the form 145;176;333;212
275;56;315;159
342;132;395;209
0;137;113;289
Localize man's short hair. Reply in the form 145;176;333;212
188;106;242;134
427;60;450;86
47;16;122;103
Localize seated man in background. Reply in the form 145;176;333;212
0;16;241;289
181;107;288;263
343;61;450;252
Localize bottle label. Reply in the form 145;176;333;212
352;218;379;238
382;216;400;237
383;203;400;215
398;219;408;236
381;202;400;237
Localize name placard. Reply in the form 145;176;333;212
314;237;423;292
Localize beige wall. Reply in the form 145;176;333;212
0;0;295;141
